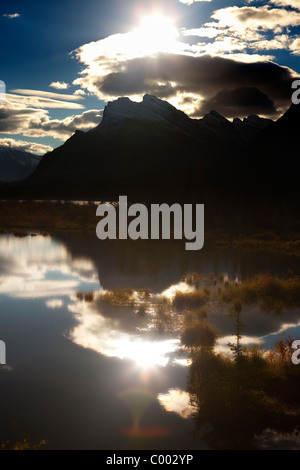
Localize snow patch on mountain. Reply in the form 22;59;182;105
94;94;203;140
92;94;273;146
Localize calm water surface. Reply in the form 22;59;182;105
0;234;299;449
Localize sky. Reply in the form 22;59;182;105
0;0;300;154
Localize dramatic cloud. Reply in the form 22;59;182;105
9;89;84;109
74;89;87;96
70;0;300;120
12;89;84;102
0;99;102;140
49;81;70;90
182;4;300;57
250;34;292;52
268;0;300;10
29;109;103;139
289;37;300;55
181;26;221;38
2;13;20;19
73;38;296;117
0;103;48;134
198;87;278;118
212;5;300;33
0;138;53;155
2;0;299;140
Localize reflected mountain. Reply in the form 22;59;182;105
56;232;300;292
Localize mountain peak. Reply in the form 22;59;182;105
91;94;274;146
142;94;160;104
206;110;228;120
102;94;179;119
95;94;199;138
142;93;177;111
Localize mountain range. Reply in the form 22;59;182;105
0;147;41;183
94;95;273;146
2;94;299;203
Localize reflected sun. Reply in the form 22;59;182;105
117;337;179;369
134;14;179;55
69;302;180;370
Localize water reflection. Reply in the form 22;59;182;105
0;235;99;299
56;233;300;292
68;301;180;368
158;389;196;419
46;299;64;309
1;233;300;449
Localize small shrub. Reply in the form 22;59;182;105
173;291;209;311
181;320;217;349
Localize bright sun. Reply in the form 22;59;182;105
135;14;179;55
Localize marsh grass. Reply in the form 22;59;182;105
99;288;136;307
1;201;300;256
76;291;95;303
0;435;47;451
221;275;300;312
189;333;300;449
0;200;98;235
232;237;300;257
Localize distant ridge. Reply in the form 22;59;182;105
0;147;42;183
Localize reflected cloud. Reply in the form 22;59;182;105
161;282;194;300
1;232;300;449
1;233;300;373
0;235;98;299
215;334;263;356
215;318;300;355
46;299;64;309
0;277;78;299
68;301;180;368
158;388;196;419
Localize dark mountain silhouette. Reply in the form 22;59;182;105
3;94;298;203
244;103;300;200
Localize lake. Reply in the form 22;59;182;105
0;233;299;449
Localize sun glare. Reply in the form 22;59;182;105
135;14;179;55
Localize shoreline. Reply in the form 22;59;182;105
0;200;299;257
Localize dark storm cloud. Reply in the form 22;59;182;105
98;71;176;99
93;53;295;117
197;87;278;118
0;106;45;133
